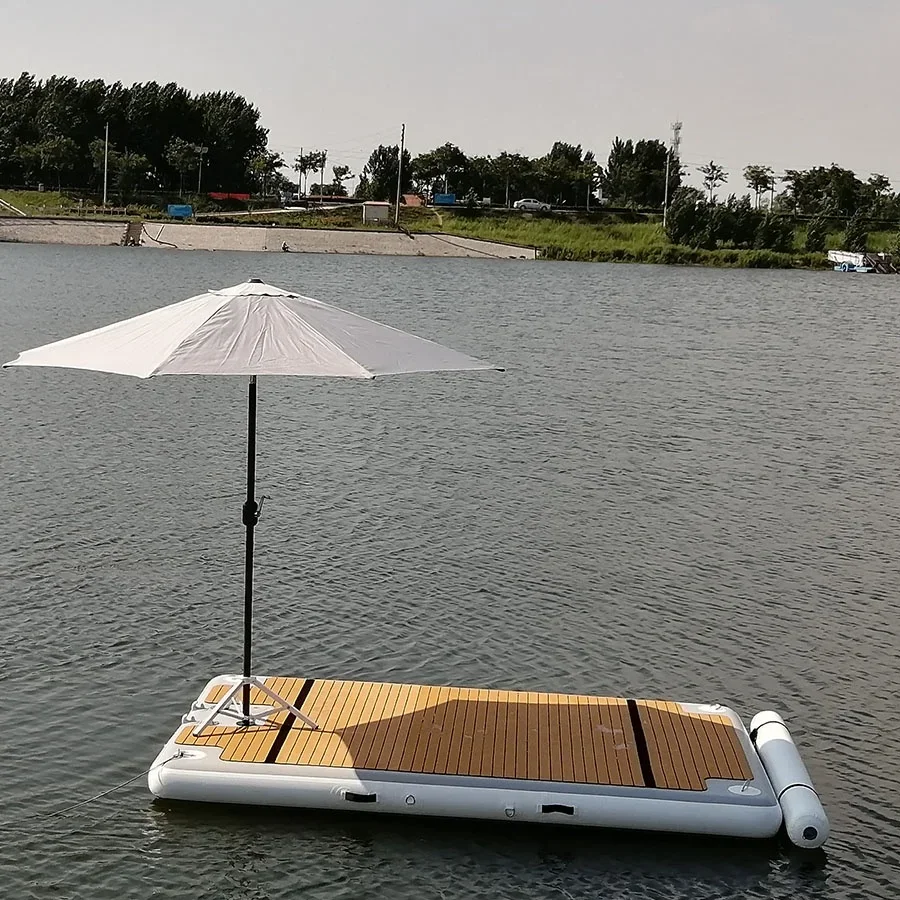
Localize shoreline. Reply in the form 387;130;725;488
0;214;837;269
0;217;537;260
0;191;881;270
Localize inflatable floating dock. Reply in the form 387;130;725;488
150;675;828;849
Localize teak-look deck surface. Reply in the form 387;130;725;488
175;678;752;791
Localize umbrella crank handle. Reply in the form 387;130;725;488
242;495;268;527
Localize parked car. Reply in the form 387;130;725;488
513;198;551;212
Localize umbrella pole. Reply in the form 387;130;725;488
209;375;317;734
241;375;259;722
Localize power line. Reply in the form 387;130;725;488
677;153;900;187
271;125;900;195
277;127;400;155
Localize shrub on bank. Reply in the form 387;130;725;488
539;242;827;269
665;189;797;253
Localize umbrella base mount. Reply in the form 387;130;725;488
188;675;319;735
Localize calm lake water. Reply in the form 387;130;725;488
1;244;898;899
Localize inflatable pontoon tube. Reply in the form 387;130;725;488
750;711;829;849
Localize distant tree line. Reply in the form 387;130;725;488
352;138;682;209
664;161;896;253
0;73;271;199
779;165;895;219
353;141;897;231
4;70;898;256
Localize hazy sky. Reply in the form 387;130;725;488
4;0;897;193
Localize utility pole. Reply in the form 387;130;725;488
320;150;326;206
662;120;682;228
586;162;594;213
197;146;208;194
102;123;109;206
394;123;405;225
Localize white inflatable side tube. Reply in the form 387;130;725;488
750;711;829;849
149;762;783;839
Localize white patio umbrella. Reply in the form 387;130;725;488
4;277;499;731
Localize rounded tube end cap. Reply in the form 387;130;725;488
750;710;786;734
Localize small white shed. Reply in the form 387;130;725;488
363;201;391;224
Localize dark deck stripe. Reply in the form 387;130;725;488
626;698;656;789
264;679;315;764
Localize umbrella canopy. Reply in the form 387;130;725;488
4;278;497;378
5;278;500;729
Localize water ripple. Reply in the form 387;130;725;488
0;246;898;899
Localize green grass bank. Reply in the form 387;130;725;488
4;189;897;269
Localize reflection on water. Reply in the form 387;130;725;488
144;801;826;900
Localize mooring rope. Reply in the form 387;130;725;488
0;752;181;830
425;231;515;260
141;223;178;249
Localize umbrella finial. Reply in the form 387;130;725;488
248;277;263;284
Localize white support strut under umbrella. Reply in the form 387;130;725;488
4;278;500;733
